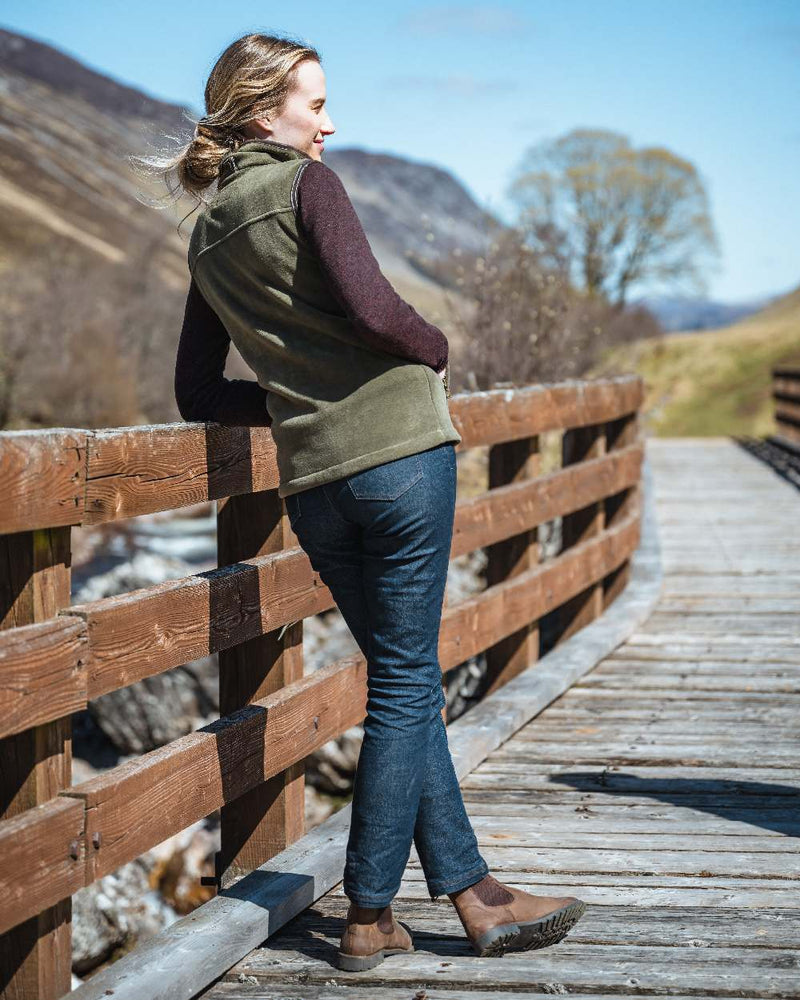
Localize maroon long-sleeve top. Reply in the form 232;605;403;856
174;159;449;425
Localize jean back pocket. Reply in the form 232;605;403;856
346;452;424;501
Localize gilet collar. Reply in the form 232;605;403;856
218;138;311;188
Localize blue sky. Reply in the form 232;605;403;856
3;0;799;303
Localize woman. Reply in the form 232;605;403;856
169;32;586;971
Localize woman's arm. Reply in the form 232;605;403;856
174;278;273;426
295;160;449;372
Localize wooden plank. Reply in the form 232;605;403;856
0;525;75;999
461;762;800;794
554;687;800;702
557;420;607;640
82;423;280;524
484;741;800;766
451;800;799;833
67;546;332;698
0;429;85;533
65;805;353;1000
404;844;798;878
573;674;800;692
449;375;644;447
209;987;751;1000
280;894;799;946
512;719;800;735
0;616;87;739
484;433;541;693
450;816;800;853
0;796;86;935
454;441;641;556
388;872;800;907
61;655;367;881
0;377;637;528
596;657;800;673
226;942;800;995
216;488;305;889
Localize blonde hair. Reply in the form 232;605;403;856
131;31;320;230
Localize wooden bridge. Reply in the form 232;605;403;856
1;369;798;1000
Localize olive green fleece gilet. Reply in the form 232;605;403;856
187;139;461;499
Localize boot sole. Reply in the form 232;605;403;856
336;921;415;972
472;899;587;957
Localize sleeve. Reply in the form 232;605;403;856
174;277;273;426
295;160;449;372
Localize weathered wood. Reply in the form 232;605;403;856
83;424;280;524
484;433;540;694
461;761;800;789
216;489;304;889
0;797;85;936
0;616;87;739
57;443;642;702
66;804;355;1000
556;420;607;641
200;989;770;1000
0;527;74;999
227;942;800;995
0;378;642;533
447;376;643;448
287;893;800;945
0;430;85;534
60;655;368;881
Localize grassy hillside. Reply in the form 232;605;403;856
590;283;800;437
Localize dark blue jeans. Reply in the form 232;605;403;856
285;441;489;906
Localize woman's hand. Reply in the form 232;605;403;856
435;361;450;398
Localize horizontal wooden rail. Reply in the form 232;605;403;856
0;376;643;534
0;440;642;736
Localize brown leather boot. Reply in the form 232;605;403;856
449;874;586;957
336;901;415;971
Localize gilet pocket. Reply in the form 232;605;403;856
346;453;424;500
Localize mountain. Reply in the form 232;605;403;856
322;148;499;286
631;292;781;332
0;26;497;295
0;26;500;428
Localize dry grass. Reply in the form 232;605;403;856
589;284;800;437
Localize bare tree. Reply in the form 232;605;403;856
0;238;184;430
508;128;720;309
413;221;662;392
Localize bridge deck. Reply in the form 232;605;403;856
203;438;800;999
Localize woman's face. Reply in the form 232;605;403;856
246;58;335;161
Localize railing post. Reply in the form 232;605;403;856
555;421;607;642
483;435;541;694
773;367;800;446
214;490;304;890
602;410;642;607
0;527;73;1000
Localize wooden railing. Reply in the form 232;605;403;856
0;374;644;999
773;365;800;447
